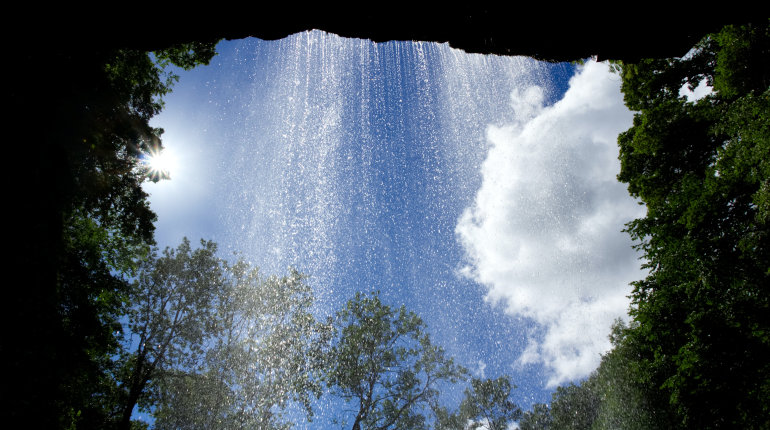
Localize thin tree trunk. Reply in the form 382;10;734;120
119;381;145;430
118;354;151;430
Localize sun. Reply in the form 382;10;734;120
142;147;177;181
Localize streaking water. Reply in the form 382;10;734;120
149;30;580;421
214;32;563;306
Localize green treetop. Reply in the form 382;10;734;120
325;292;467;430
617;21;769;429
434;375;522;430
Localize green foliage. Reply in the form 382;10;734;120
154;42;220;71
518;403;552;430
325;292;467;430
10;37;218;428
518;320;680;430
116;238;227;429
53;212;150;428
74;41;218;241
616;21;770;429
435;376;521;430
591;322;673;430
115;238;324;430
549;382;599;430
152;265;326;429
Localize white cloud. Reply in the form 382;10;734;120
456;61;644;387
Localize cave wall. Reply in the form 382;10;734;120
24;7;764;62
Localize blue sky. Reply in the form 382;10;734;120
144;31;644;419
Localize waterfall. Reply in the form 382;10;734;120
210;32;560;306
148;30;640;417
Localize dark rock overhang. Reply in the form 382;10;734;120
21;7;764;62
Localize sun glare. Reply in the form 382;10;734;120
143;147;176;181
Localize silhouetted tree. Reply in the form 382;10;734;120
8;40;218;428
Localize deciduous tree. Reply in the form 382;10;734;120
117;238;227;430
549;381;599;430
434;376;521;430
617;20;769;428
590;321;673;430
518;403;552;430
325;292;466;430
152;265;326;429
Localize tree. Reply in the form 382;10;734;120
590;321;674;430
434;376;521;430
325;292;467;430
518;403;552;430
460;376;521;430
48;212;152;429
9;39;218;428
616;21;769;428
516;371;599;430
117;239;326;430
116;238;227;430
549;382;600;430
152;265;326;429
516;320;675;430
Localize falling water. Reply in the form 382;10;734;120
148;30;640;423
211;32;562;304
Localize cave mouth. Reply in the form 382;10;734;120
141;31;644;426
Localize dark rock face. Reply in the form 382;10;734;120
24;7;761;62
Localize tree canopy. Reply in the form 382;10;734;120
434;375;522;430
616;21;769;429
325;292;467;430
8;40;218;428
83;237;327;430
116;238;227;429
145;243;325;430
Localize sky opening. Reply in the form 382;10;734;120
144;32;644;414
